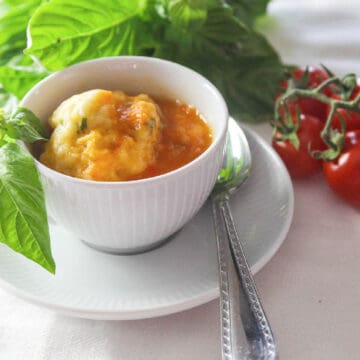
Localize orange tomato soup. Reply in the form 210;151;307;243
40;90;212;181
134;99;212;180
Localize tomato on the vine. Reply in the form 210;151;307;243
323;130;360;206
327;108;360;132
279;67;329;120
326;85;360;131
351;84;360;99
272;114;327;178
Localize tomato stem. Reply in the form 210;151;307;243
273;72;360;161
315;76;341;93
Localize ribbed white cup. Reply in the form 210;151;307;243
21;57;228;253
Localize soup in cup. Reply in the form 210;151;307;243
21;56;228;253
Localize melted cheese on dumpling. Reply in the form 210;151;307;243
40;89;162;181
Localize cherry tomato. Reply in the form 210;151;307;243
272;114;327;178
326;86;360;131
352;84;360;99
327;108;360;132
279;67;329;120
344;129;360;148
323;130;360;206
293;97;328;120
279;67;329;93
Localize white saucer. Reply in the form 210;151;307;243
0;125;294;320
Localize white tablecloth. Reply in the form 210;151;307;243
2;1;360;359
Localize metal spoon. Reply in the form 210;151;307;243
212;118;277;360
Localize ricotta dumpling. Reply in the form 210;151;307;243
40;89;163;181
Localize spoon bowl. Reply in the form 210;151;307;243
214;118;252;196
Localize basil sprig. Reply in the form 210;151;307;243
0;107;55;274
0;0;284;123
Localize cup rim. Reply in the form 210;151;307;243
21;56;229;187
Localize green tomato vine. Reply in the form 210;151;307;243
272;69;360;161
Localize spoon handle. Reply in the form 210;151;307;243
213;199;252;359
219;197;277;359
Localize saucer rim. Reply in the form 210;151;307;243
0;123;294;320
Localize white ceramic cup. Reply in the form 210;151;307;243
21;56;228;253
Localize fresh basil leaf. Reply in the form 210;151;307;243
0;0;42;66
6;106;47;142
198;5;248;43
226;0;270;27
156;5;246;61
6;53;37;67
0;65;48;99
157;0;209;46
217;31;284;122
0;142;55;274
26;0;151;70
0;109;6;146
166;0;208;29
25;0;284;121
156;5;284;122
0;2;44;110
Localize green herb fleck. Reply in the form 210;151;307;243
79;117;87;131
148;117;156;132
